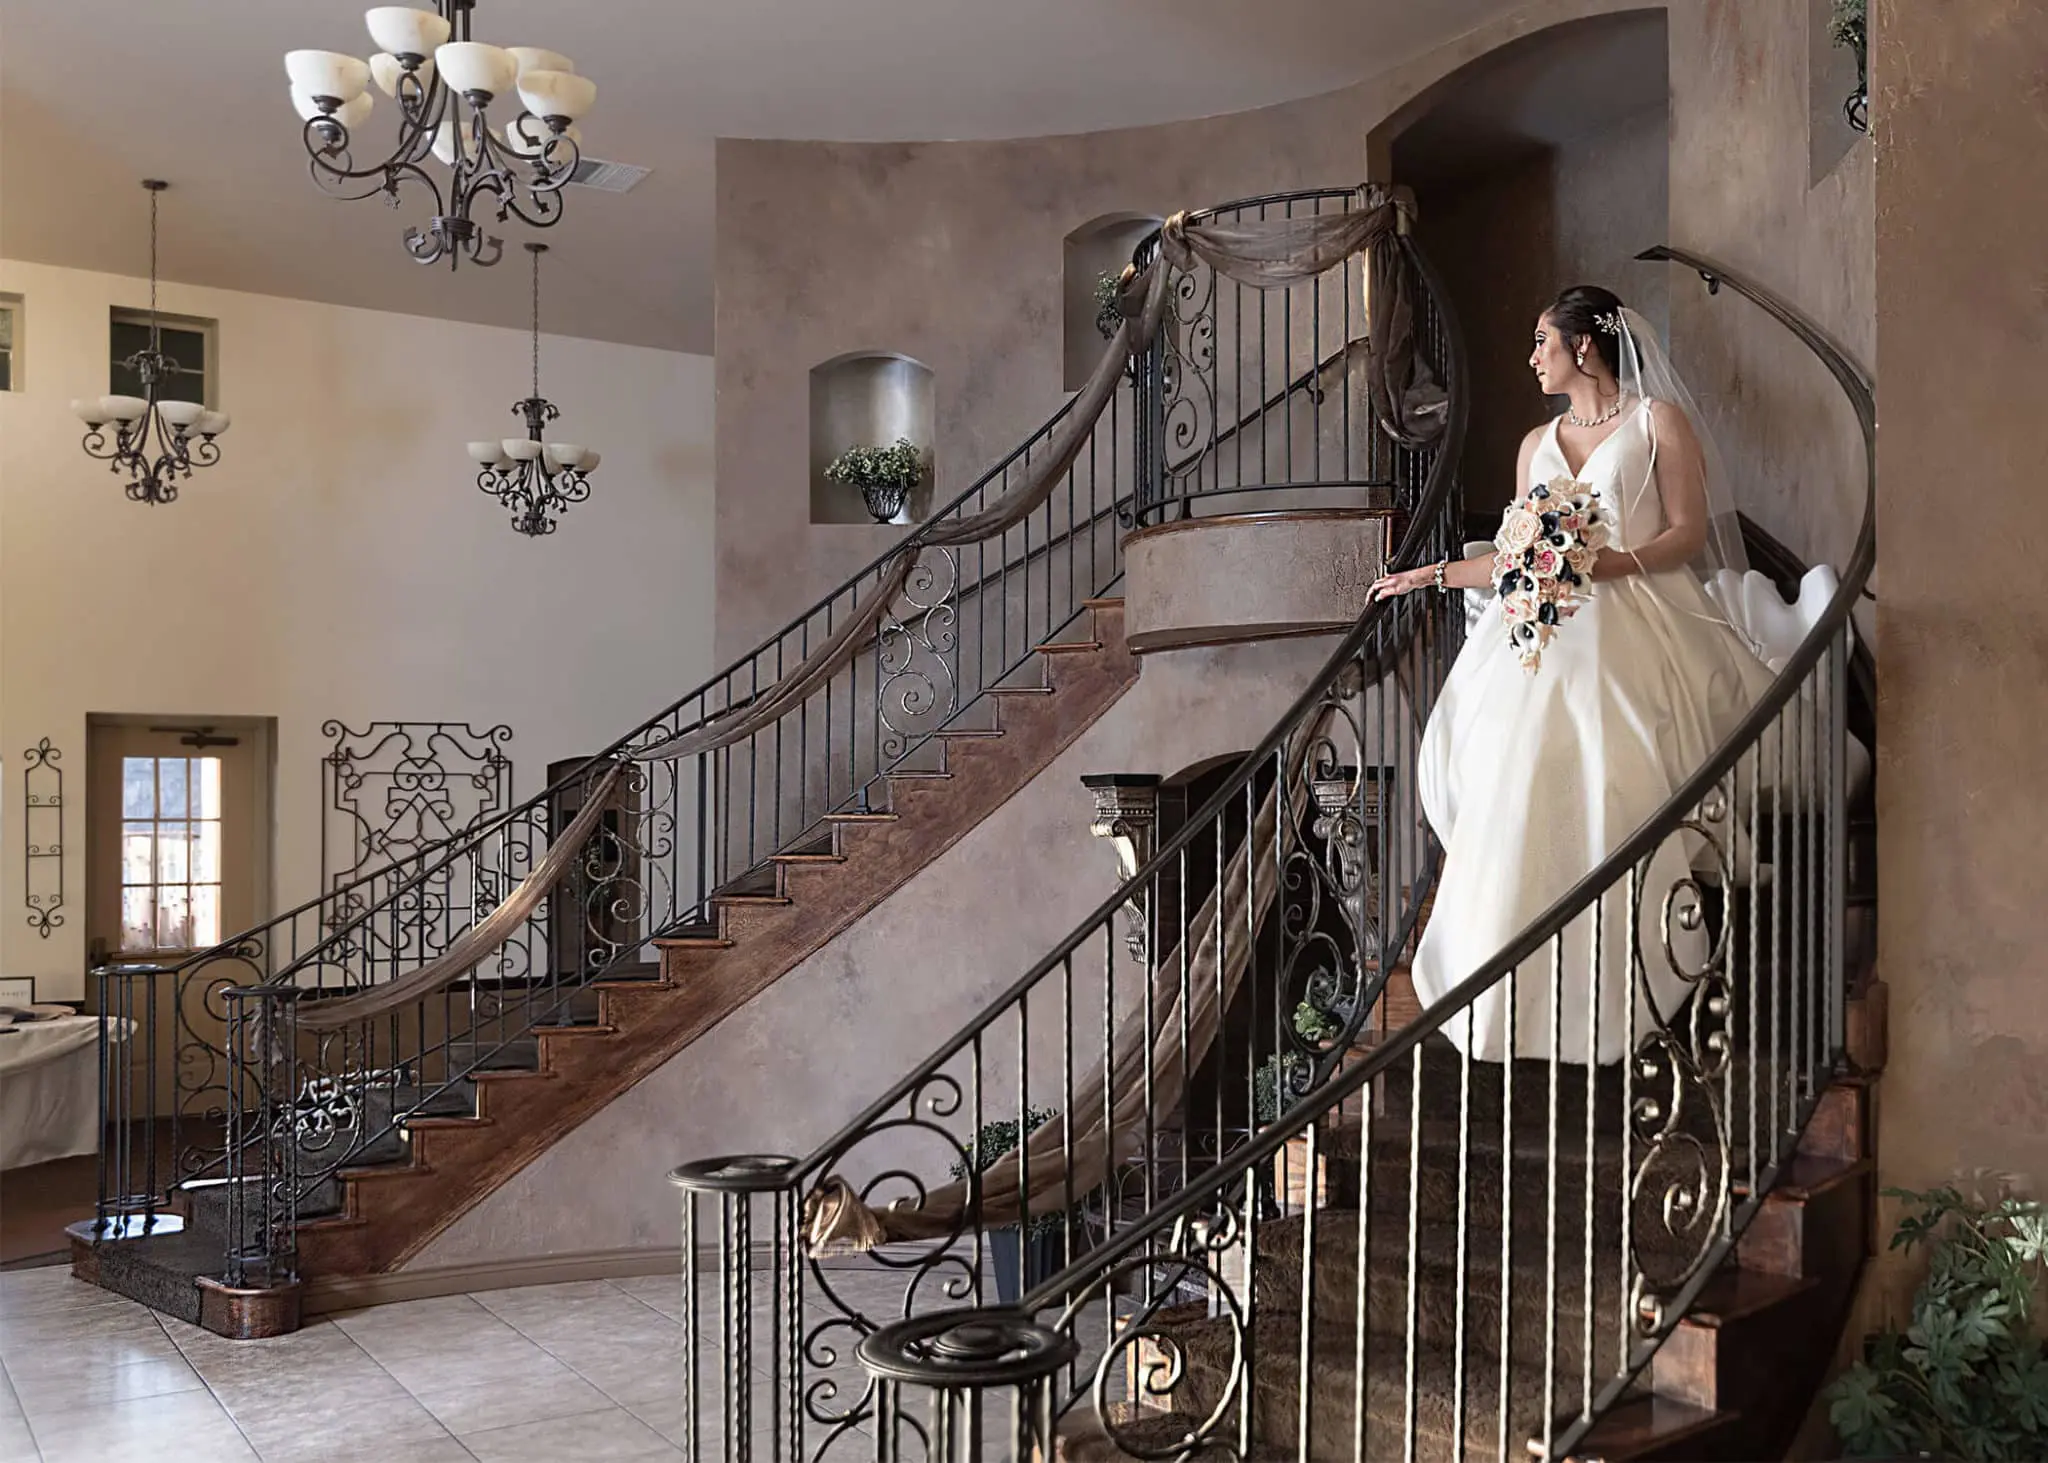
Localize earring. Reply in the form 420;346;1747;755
1575;350;1586;367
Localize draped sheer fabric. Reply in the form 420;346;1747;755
289;194;1436;1085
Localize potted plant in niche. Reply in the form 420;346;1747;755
1093;271;1125;342
1826;1180;2048;1459
1829;0;1868;133
955;1106;1080;1304
824;437;925;524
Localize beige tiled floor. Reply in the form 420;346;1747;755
0;1265;801;1462
0;1257;1110;1462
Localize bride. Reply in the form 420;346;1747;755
1369;285;1775;1065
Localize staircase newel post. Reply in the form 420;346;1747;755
857;1309;1077;1463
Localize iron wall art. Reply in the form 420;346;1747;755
23;739;63;938
321;720;513;966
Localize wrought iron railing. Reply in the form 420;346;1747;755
665;201;1468;1462
89;186;1435;1298
842;251;1877;1460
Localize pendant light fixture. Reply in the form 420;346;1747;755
285;3;598;269
72;181;230;506
468;242;599;536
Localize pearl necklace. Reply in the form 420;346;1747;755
1566;394;1627;428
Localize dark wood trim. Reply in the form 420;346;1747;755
1124;506;1402;547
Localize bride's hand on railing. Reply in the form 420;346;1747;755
1371;554;1492;600
1370;564;1440;600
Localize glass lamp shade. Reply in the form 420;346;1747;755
503;115;580;158
435;41;517;99
430;118;479;166
157;401;208;430
369;51;435;97
72;398;113;426
285;50;373;104
468;440;513;468
507;47;575;76
100;395;149;423
293;86;374;131
364;5;451;59
194;411;231;437
545;442;588;470
579;449;601;472
516;70;596;122
502;438;544;462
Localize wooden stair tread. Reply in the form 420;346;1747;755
1735;1153;1871;1202
1553;1394;1732;1460
984;683;1055;696
1082;596;1126;609
1033;640;1104;655
932;727;1004;740
1684;1268;1820;1326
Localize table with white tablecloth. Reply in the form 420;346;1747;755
0;1015;130;1171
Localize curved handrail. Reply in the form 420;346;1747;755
981;243;1875;1454
139;389;1092;988
788;225;1470;1188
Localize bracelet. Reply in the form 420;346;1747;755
1431;559;1448;592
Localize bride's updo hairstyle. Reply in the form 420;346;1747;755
1545;285;1627;378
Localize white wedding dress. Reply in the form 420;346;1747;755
1411;400;1777;1064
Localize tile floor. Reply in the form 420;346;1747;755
0;1261;925;1462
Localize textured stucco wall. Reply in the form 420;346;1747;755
1873;0;2048;1202
1668;0;1874;580
713;98;1373;662
412;636;1348;1264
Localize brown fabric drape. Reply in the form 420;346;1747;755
290;192;1424;1034
296;764;627;1032
801;752;1312;1253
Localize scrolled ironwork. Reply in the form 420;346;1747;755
877;547;960;760
22;738;63;938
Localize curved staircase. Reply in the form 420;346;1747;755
664;225;1879;1463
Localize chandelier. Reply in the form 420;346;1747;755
469;243;599;536
72;181;230;506
285;3;598;269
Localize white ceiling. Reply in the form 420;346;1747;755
0;0;1517;353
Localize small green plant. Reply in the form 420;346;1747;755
1829;0;1867;82
1253;1052;1310;1125
1827;1183;2048;1460
1093;271;1124;341
952;1107;1068;1239
1293;999;1343;1044
824;438;925;521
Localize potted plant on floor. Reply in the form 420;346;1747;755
824;437;925;524
955;1106;1079;1304
1826;1180;2048;1459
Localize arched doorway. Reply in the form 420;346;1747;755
1371;10;1671;522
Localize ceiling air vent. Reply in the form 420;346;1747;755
567;158;651;194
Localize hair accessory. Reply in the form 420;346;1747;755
1594;309;1625;335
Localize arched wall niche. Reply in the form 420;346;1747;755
1061;213;1163;391
1367;9;1672;518
807;350;937;526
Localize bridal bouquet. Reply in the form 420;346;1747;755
1493;476;1610;670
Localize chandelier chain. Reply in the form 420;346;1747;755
148;184;160;353
530;245;541;400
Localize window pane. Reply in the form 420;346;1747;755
123;757;156;818
0;307;12;349
158;759;188;817
0;349;11;393
193;758;222;819
121;888;155;953
191;821;222;882
110;319;205;405
156;886;192;950
122;823;155;885
156;822;190;883
191;886;221;948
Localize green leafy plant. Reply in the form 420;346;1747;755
824;438;925;521
1093;271;1125;341
951;1107;1069;1239
1828;0;1866;55
1293;999;1343;1044
1253;1052;1310;1125
1827;1183;2048;1460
